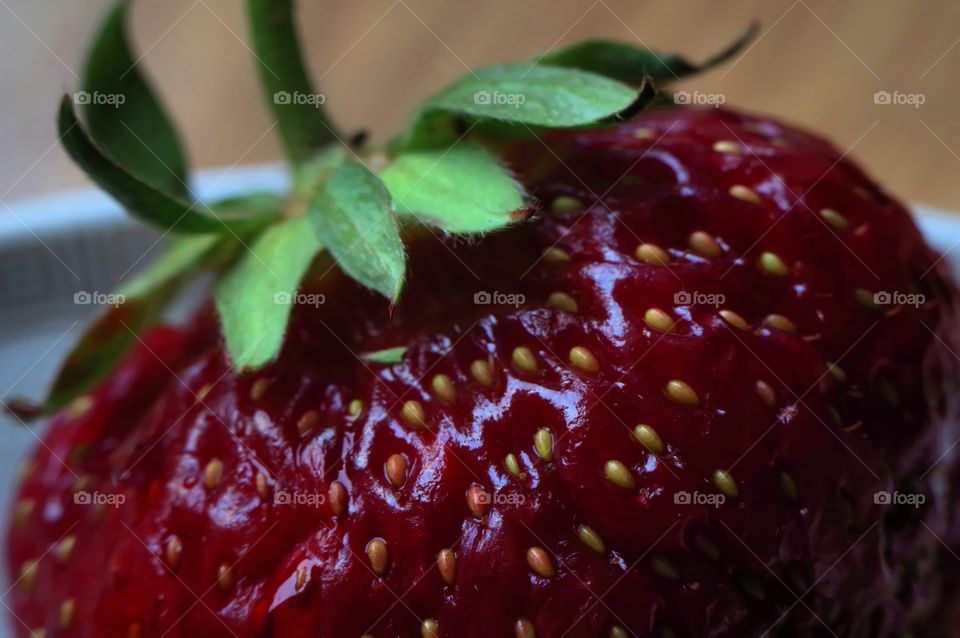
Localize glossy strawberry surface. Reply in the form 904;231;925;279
8;107;960;637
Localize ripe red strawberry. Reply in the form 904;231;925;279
8;105;960;638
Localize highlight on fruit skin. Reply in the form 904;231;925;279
6;2;960;637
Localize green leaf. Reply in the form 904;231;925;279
215;218;322;370
393;64;653;151
431;64;642;126
307;161;405;301
58;97;271;234
45;234;224;412
291;145;349;202
207;193;285;228
362;346;407;364
538;24;758;85
247;0;338;163
80;0;189;197
380;143;525;233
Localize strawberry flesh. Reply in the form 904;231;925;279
7;107;960;637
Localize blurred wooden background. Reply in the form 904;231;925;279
1;0;959;211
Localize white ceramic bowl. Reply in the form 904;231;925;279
0;165;957;636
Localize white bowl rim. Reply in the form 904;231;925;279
0;162;289;239
1;161;957;253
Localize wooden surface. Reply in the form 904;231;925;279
2;0;959;211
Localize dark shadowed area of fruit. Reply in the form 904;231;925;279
8;105;960;637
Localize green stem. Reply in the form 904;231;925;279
247;0;340;162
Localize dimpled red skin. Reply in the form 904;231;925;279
7;107;960;637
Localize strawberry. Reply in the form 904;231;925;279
8;104;960;637
6;3;958;636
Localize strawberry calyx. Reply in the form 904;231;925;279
29;0;755;416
